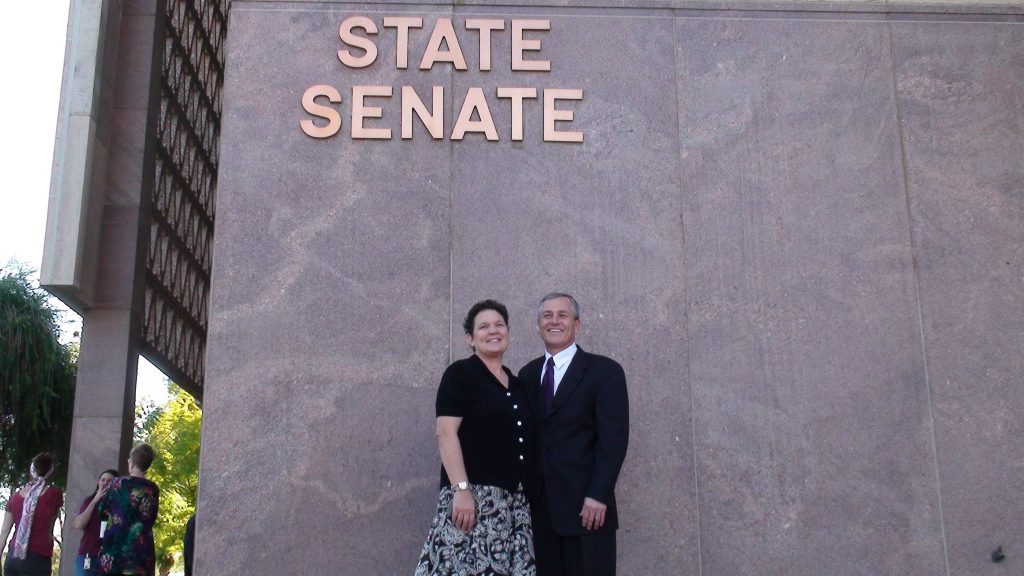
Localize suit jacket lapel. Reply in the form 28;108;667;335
523;357;544;420
551;347;588;414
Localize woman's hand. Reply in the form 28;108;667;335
451;490;476;533
75;483;111;530
92;483;109;503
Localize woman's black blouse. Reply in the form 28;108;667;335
436;354;533;492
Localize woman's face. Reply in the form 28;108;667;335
98;472;115;491
466;308;509;357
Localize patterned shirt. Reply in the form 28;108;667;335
98;477;160;575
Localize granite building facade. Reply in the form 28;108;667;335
45;0;1022;574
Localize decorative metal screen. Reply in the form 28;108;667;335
141;0;229;399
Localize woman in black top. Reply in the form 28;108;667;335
414;300;536;576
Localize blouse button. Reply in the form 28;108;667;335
513;404;518;409
506;392;511;397
519;437;524;443
517;421;522;426
519;455;524;461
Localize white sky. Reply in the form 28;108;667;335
0;2;168;405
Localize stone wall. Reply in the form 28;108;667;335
196;2;1023;574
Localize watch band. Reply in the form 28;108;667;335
453;480;470;491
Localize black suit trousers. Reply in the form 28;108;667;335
532;484;617;576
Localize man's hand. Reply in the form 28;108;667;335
580;497;607;531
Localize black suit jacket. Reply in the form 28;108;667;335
520;346;629;536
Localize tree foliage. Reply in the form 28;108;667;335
0;262;76;490
141;383;201;572
135;396;164;444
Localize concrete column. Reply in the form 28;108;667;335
53;1;162;574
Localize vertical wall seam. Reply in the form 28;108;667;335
885;16;951;576
447;7;456;365
672;13;704;576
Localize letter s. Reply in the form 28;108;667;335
300;85;342;138
338;16;378;68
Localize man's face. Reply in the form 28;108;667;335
538;297;579;354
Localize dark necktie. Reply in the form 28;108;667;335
542;356;555;416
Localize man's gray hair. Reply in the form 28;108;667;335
537;292;581;321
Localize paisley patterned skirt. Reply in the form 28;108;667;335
414;484;536;576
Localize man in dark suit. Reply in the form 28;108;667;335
520;293;629;576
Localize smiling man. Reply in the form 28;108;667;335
520;293;629;576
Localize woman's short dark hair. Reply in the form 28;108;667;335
31;453;54;477
130;443;156;472
462;300;509;335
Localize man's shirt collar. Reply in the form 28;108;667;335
545;343;578;369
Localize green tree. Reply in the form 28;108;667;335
142;383;201;574
134;396;164;443
0;262;76;490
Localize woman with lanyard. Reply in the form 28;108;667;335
72;468;119;576
0;453;64;576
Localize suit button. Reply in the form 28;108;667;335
513;404;518;409
517;421;522;426
506;392;511;397
519;437;524;443
519;455;524;461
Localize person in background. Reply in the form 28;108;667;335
0;453;64;576
72;468;119;576
98;444;160;576
182;514;195;576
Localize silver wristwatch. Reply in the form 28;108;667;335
453;480;470;491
